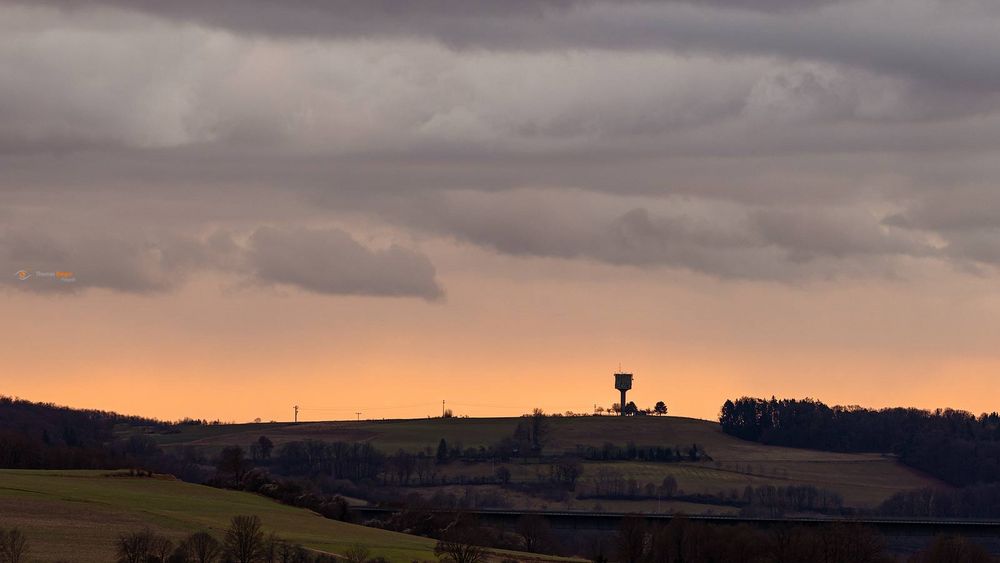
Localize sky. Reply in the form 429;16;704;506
4;0;1000;422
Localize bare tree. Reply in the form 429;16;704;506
259;532;285;563
150;535;173;563
344;543;371;563
183;531;222;563
116;529;154;563
434;539;486;563
434;522;487;563
615;516;648;563
224;515;264;563
551;456;584;490
515;515;554;553
0;528;29;563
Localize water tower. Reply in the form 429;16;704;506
614;372;633;416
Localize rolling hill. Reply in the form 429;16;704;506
143;416;944;509
0;469;571;563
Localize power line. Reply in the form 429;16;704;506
298;402;438;412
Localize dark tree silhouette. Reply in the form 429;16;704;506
436;438;449;464
217;446;247;484
434;518;488;563
149;535;172;563
660;475;678;498
434;537;486;563
344;543;371;563
182;531;222;563
530;409;549;452
257;436;274;460
615;516;648;563
515;514;554;553
654;401;667;416
910;535;993;563
551;456;584;490
719;396;1000;486
0;528;28;563
224;515;264;563
116;529;162;563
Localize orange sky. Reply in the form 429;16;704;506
6;240;1000;423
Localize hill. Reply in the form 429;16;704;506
144;415;943;509
0;469;571;562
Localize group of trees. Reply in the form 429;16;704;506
739;484;845;517
606;516;995;563
0;396;162;470
879;483;1000;519
579;473;844;517
719;396;1000;486
0;527;27;563
581;471;679;500
215;440;385;485
596;401;668;417
374;510;558;559
607;517;891;563
115;516;355;563
576;442;705;463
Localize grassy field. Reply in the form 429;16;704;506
143;415;944;509
0;470;571;563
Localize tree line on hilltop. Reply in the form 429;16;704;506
719;396;1000;487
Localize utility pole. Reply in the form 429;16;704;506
442;400;445;417
356;412;362;421
293;405;299;423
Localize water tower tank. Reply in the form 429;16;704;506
614;372;633;391
614;372;633;416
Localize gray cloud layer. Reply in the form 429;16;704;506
246;226;443;300
1;225;443;300
20;0;1000;91
2;0;1000;292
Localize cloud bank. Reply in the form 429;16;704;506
2;0;1000;294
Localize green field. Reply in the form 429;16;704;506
0;470;570;563
144;416;944;509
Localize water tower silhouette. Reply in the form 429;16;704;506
614;372;633;416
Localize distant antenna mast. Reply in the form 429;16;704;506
356;412;362;421
442;400;446;417
293;405;299;423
